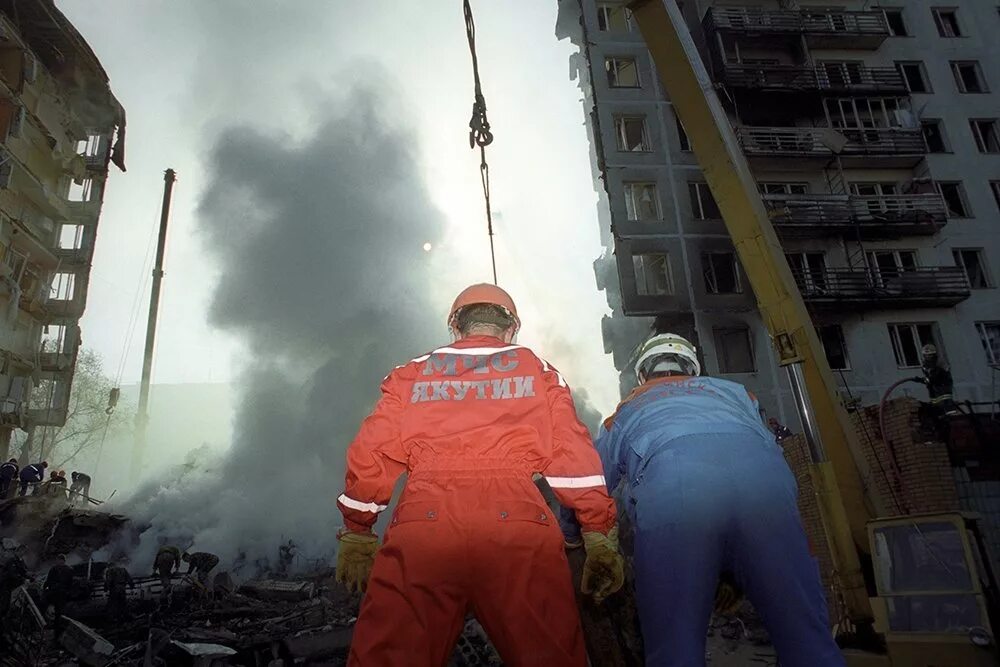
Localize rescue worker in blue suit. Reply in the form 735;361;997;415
563;333;843;667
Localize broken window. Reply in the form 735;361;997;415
970;119;1000;153
67;177;94;203
896;62;930;93
624;182;661;220
937;182;970;218
58;224;85;250
921;119;949;153
932;8;962;37
76;133;105;159
785;252;828;294
49;272;75;301
760;182;809;195
883;8;908;36
951;61;987;93
689;182;721;220
597;3;633;32
887;323;937;368
714;327;756;374
40;324;68;354
703;252;741;294
675;112;691;151
976;322;1000;365
869;249;918;276
0;158;12;189
953;249;991;288
818;324;850;371
2;244;26;281
614;115;650;152
822;61;866;87
6;106;23;140
632;253;672;296
22;52;36;84
606;57;640;88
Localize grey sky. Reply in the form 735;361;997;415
58;0;619;415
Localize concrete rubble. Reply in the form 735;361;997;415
0;487;780;666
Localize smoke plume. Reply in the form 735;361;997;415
121;77;443;573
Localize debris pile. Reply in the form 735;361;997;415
1;543;501;665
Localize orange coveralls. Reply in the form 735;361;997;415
338;335;617;666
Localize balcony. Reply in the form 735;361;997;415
737;126;926;168
721;64;906;95
765;194;947;238
790;267;970;309
705;7;889;49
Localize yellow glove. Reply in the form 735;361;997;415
335;531;379;594
581;526;625;603
714;574;743;615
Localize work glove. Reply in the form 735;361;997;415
714;573;744;615
581;526;625;604
335;531;379;594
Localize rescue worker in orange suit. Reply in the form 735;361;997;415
336;284;624;666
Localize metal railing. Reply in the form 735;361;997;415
850;194;947;225
721;64;905;93
737;126;926;158
765;194;852;227
789;267;970;304
707;7;889;37
764;193;947;234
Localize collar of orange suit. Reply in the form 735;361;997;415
602;375;693;431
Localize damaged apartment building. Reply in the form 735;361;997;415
557;0;1000;415
0;1;123;458
556;0;1000;571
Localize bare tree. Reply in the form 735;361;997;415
15;350;132;470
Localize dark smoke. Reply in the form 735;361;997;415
121;78;443;571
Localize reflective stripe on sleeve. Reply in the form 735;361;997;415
545;474;606;489
337;494;388;513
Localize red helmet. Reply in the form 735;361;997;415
448;284;520;334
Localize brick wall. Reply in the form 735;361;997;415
780;397;961;618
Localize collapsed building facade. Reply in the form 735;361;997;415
0;0;125;459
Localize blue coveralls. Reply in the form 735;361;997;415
565;376;844;667
18;464;45;496
0;461;17;497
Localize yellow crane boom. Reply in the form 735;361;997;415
628;0;876;625
625;3;999;665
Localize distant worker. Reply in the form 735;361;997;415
43;555;75;636
277;540;296;576
69;472;92;504
0;459;18;498
104;560;134;621
0;545;29;621
45;470;68;497
18;461;47;496
919;344;956;414
337;284;623;666
562;333;843;667
183;551;220;586
153;543;181;604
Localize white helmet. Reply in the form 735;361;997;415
633;333;700;382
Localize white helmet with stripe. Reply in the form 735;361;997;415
633;333;701;382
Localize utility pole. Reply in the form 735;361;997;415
130;169;176;483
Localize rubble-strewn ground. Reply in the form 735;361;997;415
0;493;779;666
